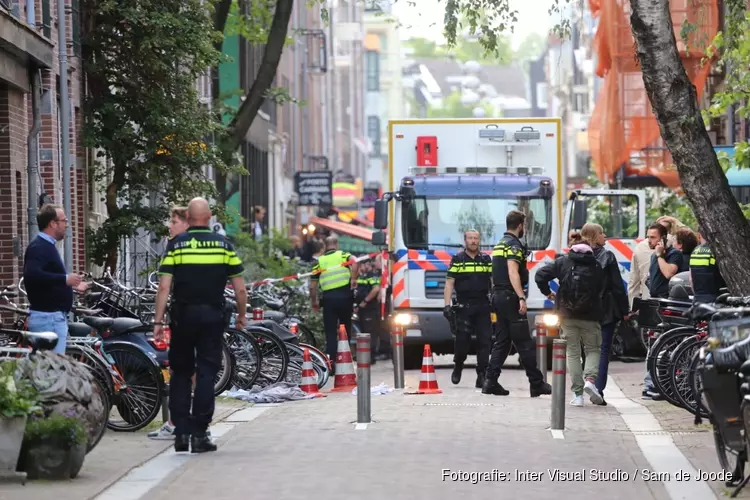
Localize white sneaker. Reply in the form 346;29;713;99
147;422;175;440
570;395;584;407
584;380;604;405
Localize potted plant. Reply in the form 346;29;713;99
17;409;88;480
0;361;38;480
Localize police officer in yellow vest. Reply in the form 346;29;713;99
310;235;359;363
689;228;726;304
355;260;381;364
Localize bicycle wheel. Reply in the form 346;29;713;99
650;329;695;407
214;340;235;396
689;351;711;419
105;344;164;432
299;342;331;388
283;343;324;386
65;345;113;451
646;326;694;379
224;328;262;391
714;421;746;486
669;336;704;413
84;365;110;452
246;326;290;388
296;323;318;348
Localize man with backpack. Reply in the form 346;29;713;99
535;236;605;406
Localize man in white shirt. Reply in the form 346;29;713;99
253;206;266;242
628;239;654;308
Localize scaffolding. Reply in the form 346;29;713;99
588;0;719;189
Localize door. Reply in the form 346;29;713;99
562;189;646;245
562;188;646;296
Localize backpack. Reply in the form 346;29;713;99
558;258;602;316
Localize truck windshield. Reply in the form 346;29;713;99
402;196;553;250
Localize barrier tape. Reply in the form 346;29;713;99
248;251;381;287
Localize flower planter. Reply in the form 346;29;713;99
18;441;86;480
0;416;27;474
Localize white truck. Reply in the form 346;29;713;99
371;118;647;368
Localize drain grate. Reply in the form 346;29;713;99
620;430;709;436
418;403;495;407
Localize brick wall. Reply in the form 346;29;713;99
0;0;88;286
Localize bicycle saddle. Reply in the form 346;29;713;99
22;330;58;351
689;303;720;321
264;298;284;311
262;310;286;322
68;322;93;338
73;306;103;317
83;316;143;336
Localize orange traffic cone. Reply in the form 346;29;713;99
417;344;442;394
330;324;357;392
299;348;326;398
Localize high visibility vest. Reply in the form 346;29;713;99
318;250;351;291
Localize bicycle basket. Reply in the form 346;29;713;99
709;315;750;347
700;364;744;448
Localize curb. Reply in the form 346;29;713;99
84;402;254;500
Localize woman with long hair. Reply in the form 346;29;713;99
571;223;629;405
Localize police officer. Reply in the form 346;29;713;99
310;235;359;364
442;230;492;388
153;198;247;453
355;260;381;364
484;210;552;397
689;227;726;304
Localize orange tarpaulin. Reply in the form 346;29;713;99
587;0;718;190
309;216;388;243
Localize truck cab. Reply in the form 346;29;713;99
371;118;646;368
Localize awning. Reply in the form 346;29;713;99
309;216;388;244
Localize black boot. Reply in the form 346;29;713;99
481;379;510;396
530;382;552;397
174;434;190;452
191;433;217;453
451;364;463;385
475;372;485;389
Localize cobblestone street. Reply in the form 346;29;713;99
0;357;738;500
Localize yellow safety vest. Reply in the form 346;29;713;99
317;250;351;292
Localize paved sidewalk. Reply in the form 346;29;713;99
135;357;679;500
0;400;248;500
609;361;748;499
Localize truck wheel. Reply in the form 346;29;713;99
404;346;423;370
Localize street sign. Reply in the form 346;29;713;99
295;171;332;207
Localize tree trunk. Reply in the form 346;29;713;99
215;0;295;203
629;0;750;294
104;176;121;275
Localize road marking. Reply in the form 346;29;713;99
605;377;717;500
355;422;369;430
549;429;564;439
94;406;270;500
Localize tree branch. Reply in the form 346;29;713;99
213;0;232;51
225;0;294;149
629;0;750;294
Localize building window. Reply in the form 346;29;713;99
367;116;380;156
366;50;379;91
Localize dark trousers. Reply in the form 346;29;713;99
168;304;224;436
322;291;353;360
358;306;380;356
596;322;617;395
453;301;492;375
485;289;544;386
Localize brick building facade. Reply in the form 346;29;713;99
1;0;88;287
